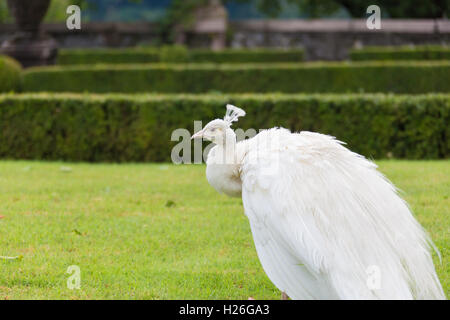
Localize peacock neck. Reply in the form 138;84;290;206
206;129;243;197
216;128;238;165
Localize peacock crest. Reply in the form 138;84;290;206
224;104;246;126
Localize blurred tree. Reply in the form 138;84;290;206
0;0;89;23
2;0;447;23
0;1;13;23
299;0;448;18
240;0;448;18
44;0;75;22
163;0;448;30
158;0;449;43
75;0;169;22
159;0;208;43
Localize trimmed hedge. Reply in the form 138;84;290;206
159;45;190;63
22;61;450;94
56;48;160;65
0;55;21;92
351;46;450;61
0;93;448;162
56;48;304;65
189;49;304;63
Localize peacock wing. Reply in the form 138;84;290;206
240;129;444;299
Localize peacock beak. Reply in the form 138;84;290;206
191;129;205;140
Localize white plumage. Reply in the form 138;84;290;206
191;104;445;300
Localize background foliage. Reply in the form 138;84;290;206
1;0;446;24
0;55;22;93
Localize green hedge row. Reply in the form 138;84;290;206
189;49;304;63
0;55;21;92
57;48;160;65
23;61;450;94
57;48;304;65
0;93;448;162
351;46;450;61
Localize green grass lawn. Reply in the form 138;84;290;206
0;160;448;299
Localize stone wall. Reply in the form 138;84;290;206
230;19;450;60
0;19;448;61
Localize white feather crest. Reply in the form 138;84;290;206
224;104;246;125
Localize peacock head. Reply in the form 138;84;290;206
191;104;246;144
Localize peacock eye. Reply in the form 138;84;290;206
211;128;216;132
